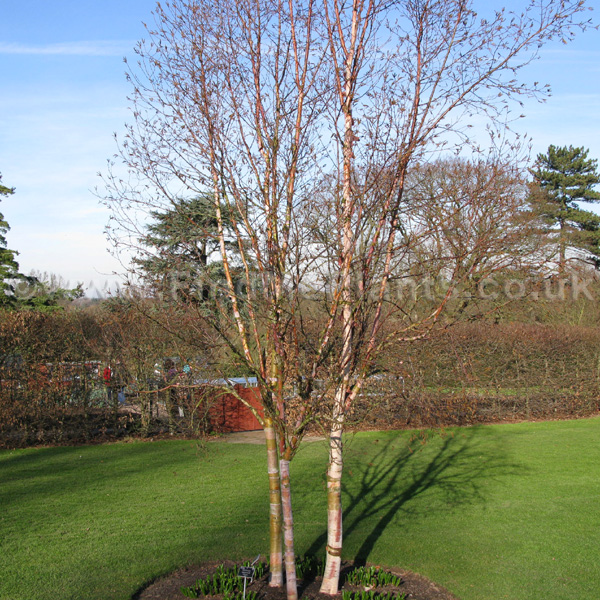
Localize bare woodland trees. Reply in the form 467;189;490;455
104;0;593;597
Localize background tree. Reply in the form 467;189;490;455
530;145;600;272
134;195;238;300
0;177;82;311
0;174;27;308
12;271;84;312
391;156;545;320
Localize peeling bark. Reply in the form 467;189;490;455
319;392;344;595
280;458;298;600
265;417;283;587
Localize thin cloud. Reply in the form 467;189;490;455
536;46;600;66
0;40;132;56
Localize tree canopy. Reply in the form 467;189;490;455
13;271;84;312
134;195;239;301
104;0;595;597
530;145;600;270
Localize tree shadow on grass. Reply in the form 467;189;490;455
0;440;271;600
304;426;522;564
0;439;220;517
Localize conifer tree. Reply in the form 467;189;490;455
0;175;24;307
0;174;82;310
530;145;600;271
134;195;239;302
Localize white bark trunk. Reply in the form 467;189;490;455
319;390;345;595
280;458;298;600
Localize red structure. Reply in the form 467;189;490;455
204;385;263;432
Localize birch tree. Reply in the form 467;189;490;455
317;0;593;592
103;0;593;597
105;2;332;597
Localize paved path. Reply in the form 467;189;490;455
211;430;326;444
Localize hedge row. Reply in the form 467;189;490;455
356;322;600;428
0;306;213;448
2;310;600;447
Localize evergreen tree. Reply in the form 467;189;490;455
0;174;82;310
13;271;85;312
530;145;600;271
135;195;237;301
0;175;27;308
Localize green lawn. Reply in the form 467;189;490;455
2;418;600;600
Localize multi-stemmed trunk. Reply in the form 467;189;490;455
265;418;299;599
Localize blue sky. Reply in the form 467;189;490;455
1;1;599;295
1;0;156;294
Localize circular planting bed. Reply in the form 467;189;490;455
133;559;459;600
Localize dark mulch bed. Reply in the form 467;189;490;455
132;561;459;600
